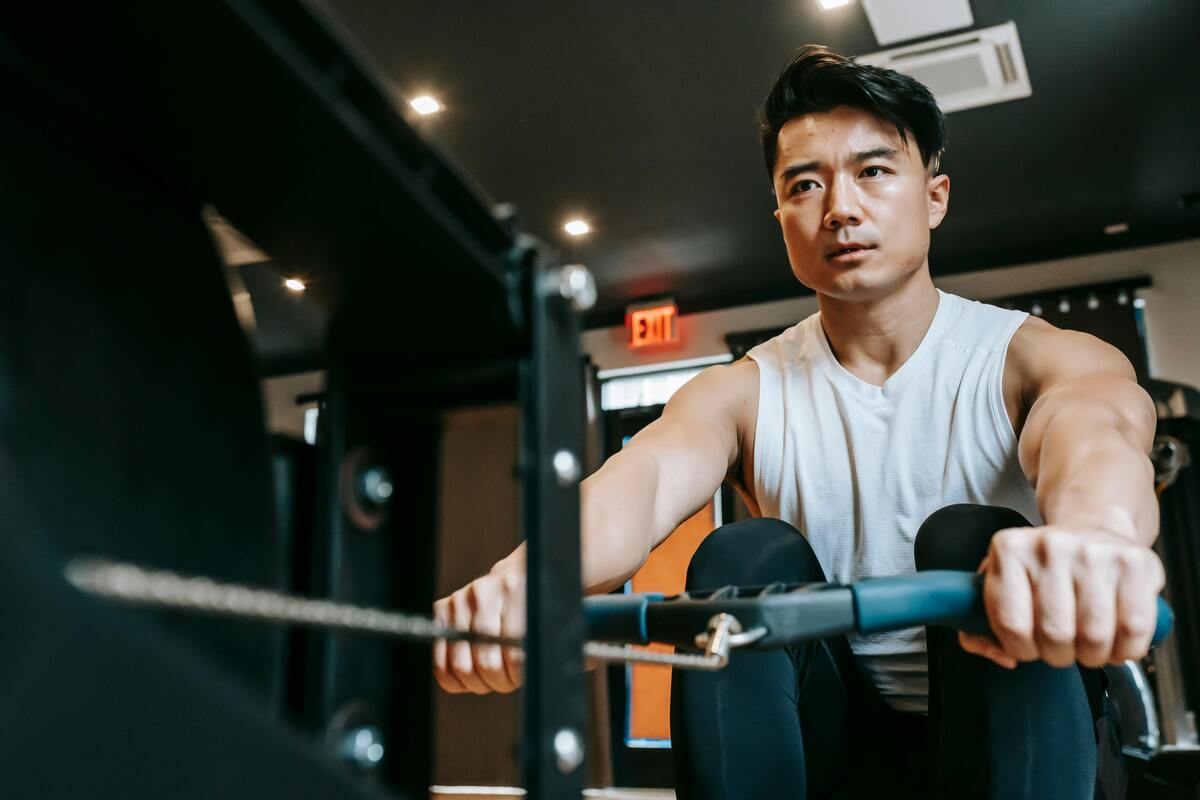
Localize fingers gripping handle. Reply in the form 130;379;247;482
852;570;1174;647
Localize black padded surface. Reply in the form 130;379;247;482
0;54;391;798
0;66;281;694
0;532;389;799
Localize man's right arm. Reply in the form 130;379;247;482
433;359;758;694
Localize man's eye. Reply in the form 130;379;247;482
792;179;819;194
862;166;887;178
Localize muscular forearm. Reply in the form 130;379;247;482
578;448;662;593
1034;411;1158;547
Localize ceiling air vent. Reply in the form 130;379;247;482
862;0;973;47
854;21;1032;114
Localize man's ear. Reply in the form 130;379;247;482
774;208;782;223
927;173;950;229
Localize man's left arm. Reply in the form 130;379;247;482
959;321;1167;670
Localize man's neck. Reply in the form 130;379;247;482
816;271;940;387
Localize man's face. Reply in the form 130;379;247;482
772;106;949;301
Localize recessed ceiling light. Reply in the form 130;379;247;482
409;95;442;116
285;278;306;293
819;0;853;8
564;219;591;236
1104;222;1130;235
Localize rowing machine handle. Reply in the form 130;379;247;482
584;592;663;644
853;570;1174;647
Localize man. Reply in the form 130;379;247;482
433;46;1165;799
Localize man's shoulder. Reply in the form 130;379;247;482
668;358;760;430
1007;314;1113;365
685;357;760;398
1008;313;1058;344
1005;315;1132;396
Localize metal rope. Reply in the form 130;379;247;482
65;558;758;671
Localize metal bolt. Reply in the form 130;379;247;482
337;724;385;770
552;450;581;487
558;264;597;312
553;727;584;774
359;466;394;507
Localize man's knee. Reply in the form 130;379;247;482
685;518;827;592
914;504;1032;572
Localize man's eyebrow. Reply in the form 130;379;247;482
853;146;900;162
776;147;901;185
777;161;820;185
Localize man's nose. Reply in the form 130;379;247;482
823;174;863;230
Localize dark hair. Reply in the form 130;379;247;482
759;45;947;182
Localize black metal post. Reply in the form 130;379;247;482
310;363;438;799
521;259;590;798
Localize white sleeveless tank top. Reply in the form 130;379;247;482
746;289;1041;714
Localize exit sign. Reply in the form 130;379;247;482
627;299;679;349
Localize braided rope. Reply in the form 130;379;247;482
65;558;748;670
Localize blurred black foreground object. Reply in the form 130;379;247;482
0;2;461;795
0;534;387;799
0;53;390;800
0;108;388;799
0;0;591;795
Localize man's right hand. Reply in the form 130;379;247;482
433;568;526;694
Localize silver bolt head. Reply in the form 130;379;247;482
553;727;585;774
559;264;597;312
338;725;385;769
552;449;581;487
362;467;394;505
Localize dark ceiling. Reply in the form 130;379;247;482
322;0;1200;325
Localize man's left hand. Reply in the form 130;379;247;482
958;522;1166;669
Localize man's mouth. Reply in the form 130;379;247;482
826;244;876;259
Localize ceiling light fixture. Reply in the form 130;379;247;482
409;95;442;116
1104;222;1130;235
819;0;853;8
564;219;591;236
285;278;306;293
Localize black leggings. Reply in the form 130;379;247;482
669;505;1123;800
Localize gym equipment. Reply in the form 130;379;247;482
1114;394;1200;792
69;557;1174;670
586;570;1174;652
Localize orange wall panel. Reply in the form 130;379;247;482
627;500;716;741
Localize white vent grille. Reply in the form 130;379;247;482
862;0;973;47
854;21;1033;114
